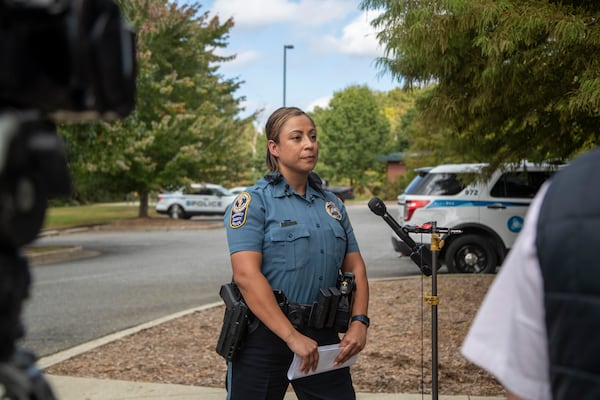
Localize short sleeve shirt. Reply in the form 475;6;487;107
224;176;360;305
461;183;551;400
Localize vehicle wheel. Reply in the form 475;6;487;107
168;204;185;219
445;234;497;274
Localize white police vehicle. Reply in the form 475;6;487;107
398;162;563;273
392;166;432;255
228;186;248;195
156;183;237;219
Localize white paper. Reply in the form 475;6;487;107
287;344;359;380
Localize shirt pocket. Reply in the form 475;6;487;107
332;223;347;265
270;225;311;271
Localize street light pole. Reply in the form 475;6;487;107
283;44;294;106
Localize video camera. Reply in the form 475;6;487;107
0;0;136;397
0;0;135;118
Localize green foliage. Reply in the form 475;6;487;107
375;88;421;153
374;172;418;201
311;85;390;194
60;0;255;216
249;128;269;182
361;0;600;169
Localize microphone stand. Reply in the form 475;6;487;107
417;222;441;399
368;197;460;400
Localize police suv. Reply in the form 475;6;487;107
392;167;433;256
155;183;237;219
398;162;563;274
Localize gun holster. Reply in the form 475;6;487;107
215;282;253;361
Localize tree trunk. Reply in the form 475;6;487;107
138;189;149;218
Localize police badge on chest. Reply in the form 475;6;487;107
325;201;342;221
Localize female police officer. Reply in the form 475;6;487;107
224;106;369;399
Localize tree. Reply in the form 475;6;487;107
60;0;254;216
361;0;600;168
374;87;428;155
311;85;390;194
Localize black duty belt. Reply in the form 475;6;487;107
275;287;346;331
286;303;313;329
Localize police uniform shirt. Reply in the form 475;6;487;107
224;176;359;305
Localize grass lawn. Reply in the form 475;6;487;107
44;203;160;230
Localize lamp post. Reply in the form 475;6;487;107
283;44;294;106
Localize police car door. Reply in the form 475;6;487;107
183;187;203;214
197;187;220;213
479;170;544;251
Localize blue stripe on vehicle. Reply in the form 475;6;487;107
426;200;530;208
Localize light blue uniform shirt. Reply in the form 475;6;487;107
224;176;359;305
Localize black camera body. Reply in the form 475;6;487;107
0;0;136;119
0;0;136;398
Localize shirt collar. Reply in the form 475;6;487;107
269;175;324;200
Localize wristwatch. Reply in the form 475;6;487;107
351;314;370;328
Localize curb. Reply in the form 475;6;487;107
38;277;411;368
39;301;224;369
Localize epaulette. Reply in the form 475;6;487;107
308;171;324;192
264;171;283;184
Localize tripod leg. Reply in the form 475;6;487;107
0;250;57;399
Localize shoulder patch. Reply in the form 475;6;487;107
325;201;342;221
229;192;251;228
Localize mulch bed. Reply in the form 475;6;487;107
46;275;505;396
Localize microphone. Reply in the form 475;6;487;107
368;197;433;276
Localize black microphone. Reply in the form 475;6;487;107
368;197;432;276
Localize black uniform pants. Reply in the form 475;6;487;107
226;322;356;400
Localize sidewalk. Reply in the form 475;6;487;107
46;374;503;400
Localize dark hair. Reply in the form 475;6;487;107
264;107;316;172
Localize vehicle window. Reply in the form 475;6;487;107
187;188;208;195
403;176;425;194
403;168;432;194
490;171;553;198
414;173;470;196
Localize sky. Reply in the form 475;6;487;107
200;0;401;127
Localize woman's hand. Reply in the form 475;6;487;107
285;330;319;373
334;321;367;366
